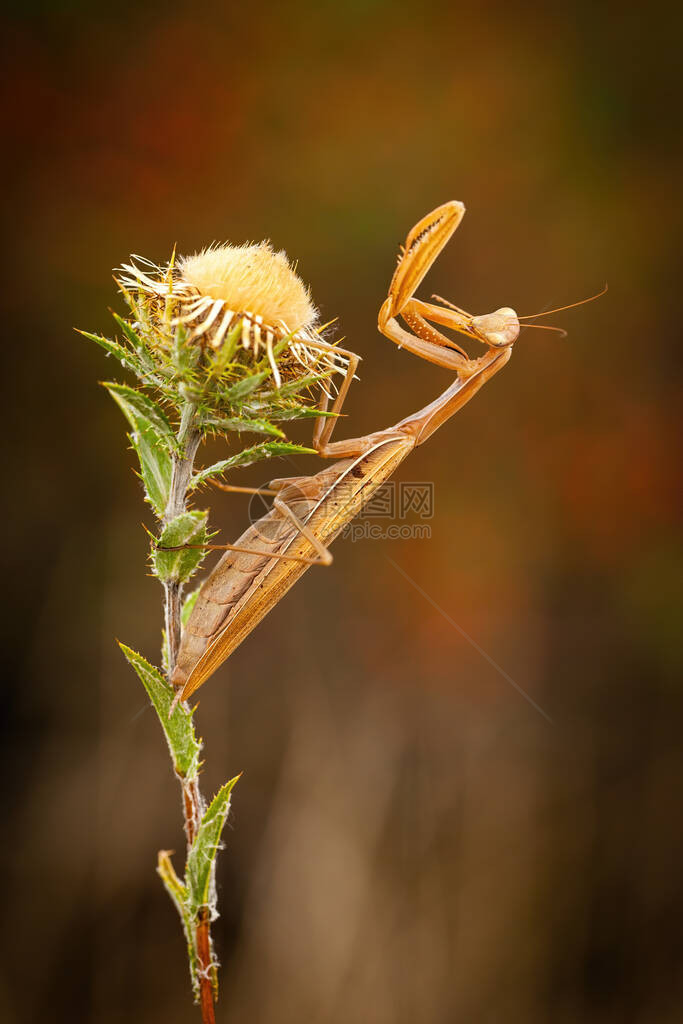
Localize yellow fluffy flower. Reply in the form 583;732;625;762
118;242;343;387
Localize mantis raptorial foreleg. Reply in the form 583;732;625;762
377;304;479;374
377;200;521;371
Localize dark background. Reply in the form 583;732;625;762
2;3;682;1022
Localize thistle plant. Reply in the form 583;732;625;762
81;242;343;1022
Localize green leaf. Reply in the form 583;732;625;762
181;587;201;628
190;441;316;489
119;644;201;779
111;311;146;350
103;382;176;446
200;414;284;438
220;371;271;404
153;511;209;584
157;851;199;1001
264;372;326;398
78;329;148;378
254;331;292;372
105;384;173;516
186;776;241;916
157;849;187;907
111;312;165;378
207;321;242;373
112;309;169;385
172;324;202;377
262;405;336;422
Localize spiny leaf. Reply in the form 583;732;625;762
220;371;271;404
119;644;201;779
260;406;336;422
172;325;202;377
190;441;316;490
103;382;176;446
157;851;199;1001
186;776;240;916
153;511;209;584
263;372;326;399
111;311;146;351
207;321;242;374
200;415;284;438
78;329;148;378
110;312;164;382
105;385;173;516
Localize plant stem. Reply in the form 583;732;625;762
183;776;216;1024
164;401;200;674
164;581;182;677
162;402;217;1024
196;908;217;1024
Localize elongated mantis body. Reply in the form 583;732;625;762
172;201;521;702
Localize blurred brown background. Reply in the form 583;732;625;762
2;2;682;1022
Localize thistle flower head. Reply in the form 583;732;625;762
116;241;342;390
179;242;317;334
89;238;351;448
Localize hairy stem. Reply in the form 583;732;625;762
167;404;201;520
162;402;217;1024
164;402;200;673
196;908;217;1024
164;581;182;676
183;776;216;1024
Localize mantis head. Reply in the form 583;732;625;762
470;307;520;348
469;286;609;350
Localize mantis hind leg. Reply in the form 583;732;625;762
272;495;333;565
166;479;333;568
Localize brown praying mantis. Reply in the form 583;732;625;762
169;200;600;705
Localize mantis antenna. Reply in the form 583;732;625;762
433;284;606;340
517;323;568;337
516;284;608;319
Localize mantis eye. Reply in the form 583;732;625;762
471;307;519;347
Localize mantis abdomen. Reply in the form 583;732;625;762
173;434;414;699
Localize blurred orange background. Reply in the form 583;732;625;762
2;2;682;1021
